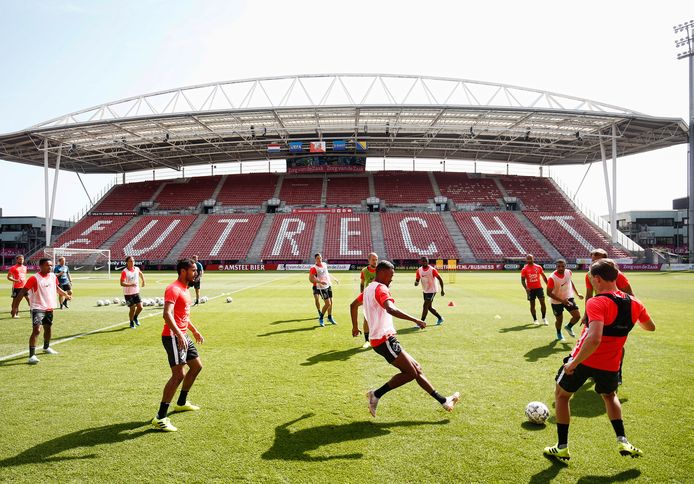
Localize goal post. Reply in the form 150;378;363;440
44;247;112;279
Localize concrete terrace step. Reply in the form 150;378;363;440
440;211;476;263
246;214;274;263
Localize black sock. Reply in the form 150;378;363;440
557;423;569;447
610;419;625;439
430;390;446;404
364;332;369;342
157;402;170;419
541;310;546;318
566;322;574;328
177;390;189;406
43;341;50;350
374;383;392;399
29;346;36;357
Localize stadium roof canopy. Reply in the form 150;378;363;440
0;73;688;174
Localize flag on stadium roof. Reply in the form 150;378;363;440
310;141;326;153
289;141;303;152
332;140;346;151
266;143;281;153
356;140;368;152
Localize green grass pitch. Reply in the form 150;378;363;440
0;271;692;482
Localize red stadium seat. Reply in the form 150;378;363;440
381;213;458;260
92;181;162;212
322;214;373;262
155;176;221;210
452;212;549;261
109;215;197;261
326;176;370;205
179;214;265;260
373;171;435;204
52;215;133;250
217;174;279;206
261;214;317;261
279;177;323;205
524;212;630;260
498;175;574;212
435;173;502;207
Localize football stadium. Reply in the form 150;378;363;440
1;8;693;483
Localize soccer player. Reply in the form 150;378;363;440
151;258;205;432
189;255;204;305
546;259;583;341
520;254;548;325
120;256;145;329
414;257;445;325
359;252;379;348
543;258;654;461
54;256;73;309
311;280;322;320
11;258;72;364
581;248;634;385
308;253;339;326
350;260;459;417
7;254;30;318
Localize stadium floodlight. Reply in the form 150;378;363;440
673;19;694;263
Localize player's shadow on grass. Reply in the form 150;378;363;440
271;317;317;325
568;383;628;418
575;468;641;483
262;413;450;461
524;340;572;362
258;326;320;337
499;324;542;333
0;420;152;467
529;456;569;483
301;347;365;366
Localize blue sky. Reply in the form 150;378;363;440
0;0;691;220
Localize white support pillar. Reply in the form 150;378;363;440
611;125;618;243
44;142;50;247
599;137;614;238
47;146;62;247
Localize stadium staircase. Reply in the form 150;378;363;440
440;212;476;262
428;172;442;197
149;181;167;205
512;212;562;260
164;214;207;264
493;177;510;199
273;175;284;199
211;175;228;200
369;212;387;260
246;214;274;263
320;176;328;206
311;214;327;257
367;173;376;198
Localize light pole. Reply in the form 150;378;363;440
674;19;694;263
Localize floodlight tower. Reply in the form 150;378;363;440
674;19;694;263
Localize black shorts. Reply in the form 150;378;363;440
60;283;72;292
31;310;53;327
317;287;333;300
162;334;199;367
423;292;436;302
551;298;579;316
124;294;142;307
555;356;619;394
11;288;22;298
372;335;403;363
527;288;545;301
188;280;201;290
312;286;320;296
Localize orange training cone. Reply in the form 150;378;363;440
448;301;456;307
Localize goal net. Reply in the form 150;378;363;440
44;247;112;279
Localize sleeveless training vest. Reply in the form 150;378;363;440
593;293;634;337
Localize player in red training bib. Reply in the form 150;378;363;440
7;254;30;318
350;260;459;417
520;254;548;325
151;258;205;432
543;259;654;461
414;257;445;325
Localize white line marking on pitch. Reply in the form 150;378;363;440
0;275;290;362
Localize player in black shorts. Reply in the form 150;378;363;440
189;255;204;305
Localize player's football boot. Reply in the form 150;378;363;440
618;441;643;458
318;318;325;327
328;315;337;325
151;417;177;432
543;445;570;461
366;390;379;417
542;318;549;326
174;401;200;412
436;317;444;325
42;347;58;355
533;320;540;325
28;355;40;365
564;324;576;337
556;333;565;342
361;341;371;349
442;392;460;412
130;321;136;329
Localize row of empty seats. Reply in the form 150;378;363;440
180;214;265;260
92;181;162;212
109;215;197;260
381;213;459;260
260;214;318;261
278;177;324;205
326;176;370;205
498;175;574;212
216;173;278;206
52;215;133;250
435;172;502;207
321;214;373;261
155;176;221;210
373;171;435;204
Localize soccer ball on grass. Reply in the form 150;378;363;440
525;401;549;425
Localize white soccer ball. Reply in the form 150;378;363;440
200;296;207;304
157;299;164;307
525;401;549;425
97;300;104;307
121;300;127;306
226;297;233;303
112;297;120;304
103;299;111;306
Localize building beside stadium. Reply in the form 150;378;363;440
0;74;689;270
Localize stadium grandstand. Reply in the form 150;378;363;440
0;74;688;269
